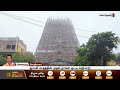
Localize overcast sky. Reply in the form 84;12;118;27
0;11;120;53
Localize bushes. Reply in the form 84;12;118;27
0;52;35;65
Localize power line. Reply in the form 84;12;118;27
0;12;97;33
75;28;120;36
0;11;44;27
7;12;118;35
0;11;120;38
76;35;90;38
74;28;98;33
1;11;45;24
0;12;90;38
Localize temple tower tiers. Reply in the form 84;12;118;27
35;17;80;65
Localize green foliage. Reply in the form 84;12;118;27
75;32;120;66
116;53;120;62
12;53;35;62
0;52;14;58
75;45;89;66
0;55;6;66
0;52;35;65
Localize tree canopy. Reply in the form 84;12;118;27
75;32;120;66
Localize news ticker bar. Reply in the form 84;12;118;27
1;66;120;70
0;70;120;79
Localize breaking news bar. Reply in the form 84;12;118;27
0;66;120;70
0;66;120;79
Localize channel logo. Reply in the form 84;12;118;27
99;13;115;17
6;71;11;77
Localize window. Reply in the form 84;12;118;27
12;45;16;50
6;45;11;49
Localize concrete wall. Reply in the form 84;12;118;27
0;40;16;52
0;37;26;53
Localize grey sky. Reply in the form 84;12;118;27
0;11;120;53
